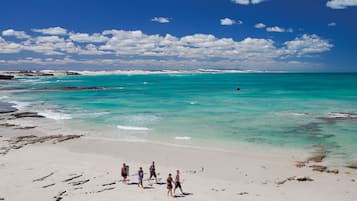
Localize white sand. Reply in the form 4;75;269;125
1;125;356;201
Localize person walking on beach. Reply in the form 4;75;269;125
149;161;158;183
174;170;184;195
138;167;144;188
166;173;174;197
121;163;129;183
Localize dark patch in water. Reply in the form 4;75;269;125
317;112;357;124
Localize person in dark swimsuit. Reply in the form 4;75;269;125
121;163;128;183
138;167;144;188
174;170;184;195
167;173;174;197
149;161;158;183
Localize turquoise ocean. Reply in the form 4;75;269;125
1;73;357;163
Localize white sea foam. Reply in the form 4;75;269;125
117;125;150;131
0;96;9;100
291;112;308;116
328;112;357;118
189;101;197;105
175;136;192;140
38;110;72;120
8;101;31;110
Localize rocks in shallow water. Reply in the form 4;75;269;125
317;112;357;124
306;153;326;163
346;164;357;169
12;112;45;118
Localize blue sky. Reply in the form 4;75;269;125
1;0;357;72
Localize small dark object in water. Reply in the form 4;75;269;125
236;87;240;91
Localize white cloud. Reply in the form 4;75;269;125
266;26;293;33
69;32;109;43
231;0;265;5
326;0;357;9
2;29;30;39
254;23;266;29
32;27;67;35
220;18;236;25
284;34;333;57
0;36;23;53
0;27;332;69
251;0;265;4
328;22;337;26
151;17;170;23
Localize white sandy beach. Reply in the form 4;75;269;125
1;119;357;201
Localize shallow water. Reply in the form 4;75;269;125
1;73;357;163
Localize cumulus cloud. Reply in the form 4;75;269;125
220;18;236;25
284;34;333;57
328;22;337;26
2;29;30;39
151;17;170;23
231;0;265;5
326;0;357;9
32;27;67;35
69;32;109;43
266;26;293;33
254;23;266;29
0;27;332;69
0;36;23;53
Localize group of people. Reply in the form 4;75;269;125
121;161;184;197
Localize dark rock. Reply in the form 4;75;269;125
42;183;55;188
33;172;55;182
295;161;306;168
0;123;17;127
66;71;81;75
96;187;115;193
70;179;90;186
306;153;326;163
237;192;248;195
12;112;45;118
309;165;327;172
63;174;83;182
326;169;339;174
102;182;116;186
0;75;14;80
296;177;313;182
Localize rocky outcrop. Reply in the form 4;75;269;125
66;71;81;75
0;75;14;80
12;112;45;118
0;134;82;155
